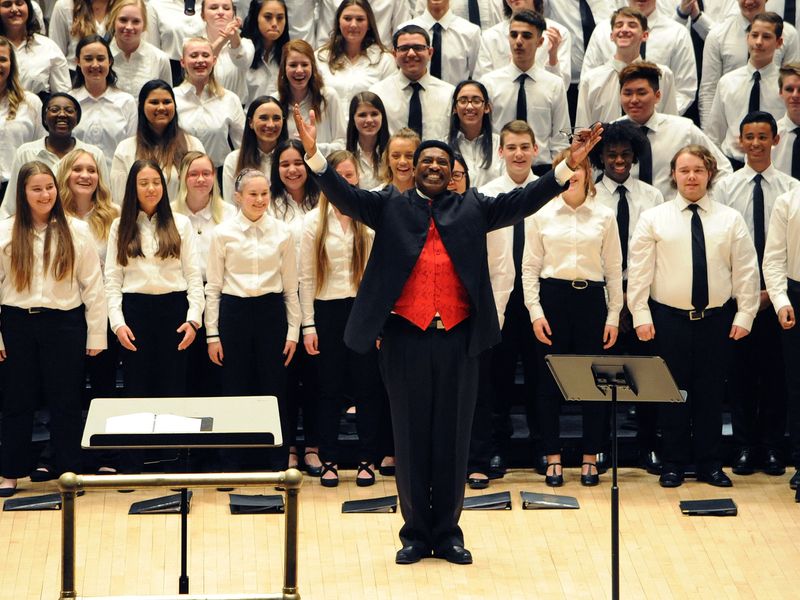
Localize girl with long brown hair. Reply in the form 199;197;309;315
0;161;107;496
49;0;115;72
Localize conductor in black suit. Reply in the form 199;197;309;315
293;106;602;565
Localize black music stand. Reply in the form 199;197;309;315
544;355;684;600
82;395;282;594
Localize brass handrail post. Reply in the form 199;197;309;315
282;468;302;600
59;472;80;599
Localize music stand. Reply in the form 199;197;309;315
544;355;684;600
82;396;282;594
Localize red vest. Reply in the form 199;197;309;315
393;217;470;330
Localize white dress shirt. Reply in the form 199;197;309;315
700;15;800;126
594;174;664;279
316;0;410;52
244;54;280;106
221;149;274;205
521;195;624;327
478;171;536;327
204;210;300;341
627;194;760;330
621;112;733;201
268;195;314;264
0;92;45;184
171;200;237;281
104;211;205;332
474;17;572;89
299;205;374;333
413;0;503;30
706;63;786;161
72;86;138;172
773;115;800;178
576;58;678;127
174;83;246;167
452;131;505;189
48;0;108;70
402;9;481;85
0;217;107;351
583;9;698;115
208;37;255;104
764;188;800;311
1;137;108;217
76;209;111;268
672;0;738;40
110;39;173;98
544;0;614;83
147;0;206;60
716;163;800;245
315;45;396;124
368;71;454;141
110;135;205;205
480;63;570;165
285;88;346;157
12;34;71;95
355;146;382;191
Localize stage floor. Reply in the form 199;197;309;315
1;468;797;599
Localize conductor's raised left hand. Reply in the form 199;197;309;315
567;122;603;169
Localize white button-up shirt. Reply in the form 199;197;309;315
48;0;107;70
110;39;173;98
104;211;205;332
772;114;800;179
544;0;614;83
171;200;238;281
208;36;255;104
204;210;300;341
13;34;71;95
244;54;279;106
317;0;410;52
0;92;45;184
413;0;503;29
0;217;108;351
764;188;800;311
221;149;274;205
285;88;346;157
452;131;505;189
147;0;206;60
627;194;760;330
72;86;138;172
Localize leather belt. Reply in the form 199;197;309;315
650;299;733;321
540;277;605;290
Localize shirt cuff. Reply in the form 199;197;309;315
302;326;317;336
552;160;574;186
529;305;545;322
287;325;300;343
305;150;328;174
186;308;203;328
773;295;791;315
87;333;108;350
632;309;653;329
605;312;620;328
733;311;755;332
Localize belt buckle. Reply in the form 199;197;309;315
435;318;445;330
27;307;42;314
689;310;704;321
571;279;588;290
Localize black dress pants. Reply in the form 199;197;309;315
379;315;478;553
1;306;86;478
781;288;800;469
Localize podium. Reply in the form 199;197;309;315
80;396;283;596
544;355;683;600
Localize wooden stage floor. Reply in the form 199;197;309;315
1;468;798;600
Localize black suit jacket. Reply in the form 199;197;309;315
314;166;566;357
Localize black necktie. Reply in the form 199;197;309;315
408;82;423;137
688;204;709;312
617;185;629;273
640;40;646;59
753;173;766;286
579;0;595;52
749;71;761;114
513;220;524;288
431;23;443;79
516;73;528;121
638;126;653;184
786;0;796;26
467;0;481;26
792;128;800;179
689;0;706;76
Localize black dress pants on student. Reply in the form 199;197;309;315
651;300;735;474
314;298;383;464
218;293;289;469
781;287;800;469
467;350;495;475
536;281;608;456
379;315;477;553
121;292;189;397
1;306;86;478
728;307;786;456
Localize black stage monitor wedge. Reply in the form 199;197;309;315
129;492;193;515
4;493;63;511
229;493;285;514
342;495;398;513
463;491;512;510
520;491;579;510
679;498;738;517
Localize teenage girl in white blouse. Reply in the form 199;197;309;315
201;0;254;103
240;0;288;105
345;91;389;191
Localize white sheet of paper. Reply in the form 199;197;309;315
105;412;156;433
153;414;203;433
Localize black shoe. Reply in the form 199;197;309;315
467;474;489;490
29;466;57;482
395;545;429;565
790;470;799;490
303;451;323;477
319;462;339;488
379;458;395;476
535;454;548;475
659;471;683;488
544;462;563;487
698;469;733;487
356;462;375;487
580;462;600;486
596;453;609;474
434;545;473;565
763;450;786;476
0;486;17;497
640;450;662;475
488;455;506;479
732;449;755;476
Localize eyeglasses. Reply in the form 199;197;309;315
395;44;429;54
451;171;466;181
456;97;485;107
46;105;77;116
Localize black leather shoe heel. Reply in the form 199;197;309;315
544;462;563;487
580;462;599;486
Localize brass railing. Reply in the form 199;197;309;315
57;469;303;600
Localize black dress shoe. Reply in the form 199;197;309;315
544;462;563;487
790;470;799;490
378;464;396;476
0;486;17;498
596;453;609;474
640;450;662;475
29;466;57;482
467;475;489;490
580;462;600;487
434;545;473;565
303;451;323;477
732;449;755;476
763;450;786;476
659;471;683;488
488;455;506;479
395;545;428;565
698;469;733;487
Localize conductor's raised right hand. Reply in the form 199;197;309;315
292;104;318;158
